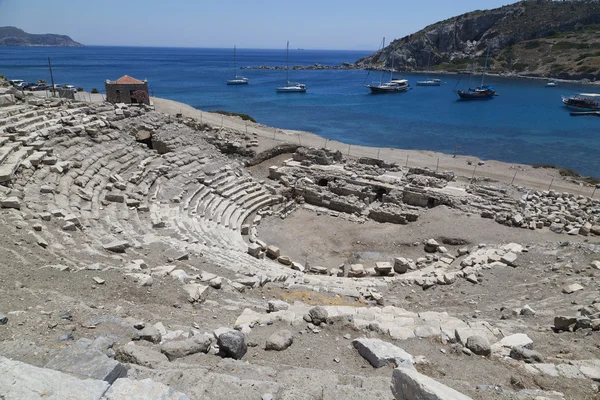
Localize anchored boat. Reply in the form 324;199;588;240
226;45;249;85
276;41;307;93
454;47;496;100
364;38;410;93
416;52;441;86
562;93;600;110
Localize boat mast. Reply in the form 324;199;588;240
425;51;431;81
481;47;490;87
380;37;385;85
390;40;395;82
286;41;289;84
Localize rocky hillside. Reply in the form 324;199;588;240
356;0;600;80
0;26;83;47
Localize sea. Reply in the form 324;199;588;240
1;46;598;177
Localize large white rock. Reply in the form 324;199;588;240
102;377;190;399
391;367;473;400
0;356;109;399
352;338;414;368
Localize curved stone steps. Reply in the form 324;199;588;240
236;195;280;230
181;184;203;212
190;186;211;216
0;105;31;122
2;114;46;132
221;178;254;198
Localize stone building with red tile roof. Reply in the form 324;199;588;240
104;75;150;105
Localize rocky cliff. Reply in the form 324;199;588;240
0;26;83;47
356;1;600;79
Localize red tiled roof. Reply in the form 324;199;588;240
112;75;145;84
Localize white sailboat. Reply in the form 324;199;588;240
416;51;441;86
363;38;410;93
276;41;307;93
226;45;249;85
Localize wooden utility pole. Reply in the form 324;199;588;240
48;57;56;95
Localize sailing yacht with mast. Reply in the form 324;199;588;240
276;41;307;93
226;46;249;85
416;51;441;86
364;38;409;93
454;47;496;99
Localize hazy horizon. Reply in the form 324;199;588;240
0;0;516;51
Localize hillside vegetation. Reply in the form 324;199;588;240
356;0;600;80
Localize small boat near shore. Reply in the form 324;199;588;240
276;41;307;93
226;46;249;85
546;80;558;87
562;93;600;110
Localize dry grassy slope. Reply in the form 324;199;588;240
497;26;600;79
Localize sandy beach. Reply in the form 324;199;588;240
152;96;598;198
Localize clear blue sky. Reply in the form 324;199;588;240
0;0;516;50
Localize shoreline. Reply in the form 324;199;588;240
240;64;599;86
150;96;599;198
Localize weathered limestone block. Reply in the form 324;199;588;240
0;356;109;400
352;338;414;368
391;367;473;400
266;245;280;259
103;240;131;252
115;342;169;368
102;378;190;400
105;192;125;203
45;339;126;383
375;261;393;276
160;335;213;361
0;196;20;209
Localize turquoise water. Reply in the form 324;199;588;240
0;46;598;176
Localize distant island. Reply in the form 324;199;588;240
0;26;83;47
356;0;600;81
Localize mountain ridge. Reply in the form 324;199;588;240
0;26;83;47
356;1;600;80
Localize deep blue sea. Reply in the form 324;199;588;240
1;46;598;177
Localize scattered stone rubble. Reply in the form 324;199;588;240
265;148;600;239
472;185;600;236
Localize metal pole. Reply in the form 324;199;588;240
510;171;517;185
592;186;598;199
48;57;56;97
436;158;439;172
324;138;328;149
298;133;301;146
348;144;351;155
273;128;276;139
471;164;477;181
405;155;409;167
221;115;224;129
548;178;554;191
245;122;248;134
377;148;381;159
